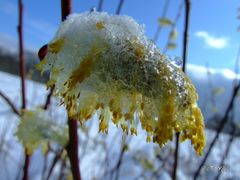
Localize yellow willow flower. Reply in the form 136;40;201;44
36;11;205;155
16;109;68;155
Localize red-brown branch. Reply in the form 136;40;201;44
61;0;72;21
17;0;30;180
61;0;81;179
0;90;20;116
18;0;26;110
66;119;81;180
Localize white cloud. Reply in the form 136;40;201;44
187;64;240;80
195;31;228;49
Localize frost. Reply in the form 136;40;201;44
166;55;183;68
37;11;205;155
16;108;68;154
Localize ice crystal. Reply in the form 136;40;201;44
16;109;68;154
36;11;205;155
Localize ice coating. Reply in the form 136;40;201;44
36;11;205;155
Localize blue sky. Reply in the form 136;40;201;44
0;0;239;70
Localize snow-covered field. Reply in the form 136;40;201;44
0;66;240;179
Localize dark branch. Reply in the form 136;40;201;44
0;91;20;116
110;143;128;180
43;86;54;110
194;82;240;179
182;0;190;72
172;133;180;180
61;0;72;21
46;148;64;180
172;1;190;179
97;0;104;12
115;0;124;15
215;119;236;180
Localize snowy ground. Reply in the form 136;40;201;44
0;69;240;179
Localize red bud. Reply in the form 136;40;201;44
38;44;48;61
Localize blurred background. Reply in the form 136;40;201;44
0;0;240;179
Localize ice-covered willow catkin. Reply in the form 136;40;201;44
36;11;205;155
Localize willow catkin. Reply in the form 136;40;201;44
36;11;205;155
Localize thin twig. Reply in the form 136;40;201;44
111;144;126;180
163;1;184;54
61;0;81;179
43;87;54;110
214;44;240;180
233;45;240;86
109;136;130;180
0;91;20;116
151;149;172;179
181;0;190;72
194;42;240;180
46;148;64;180
114;146;126;180
172;133;180;180
41;147;49;179
97;0;104;12
58;155;68;180
115;0;124;15
153;0;171;42
172;1;190;180
215;116;236;180
193;82;240;179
